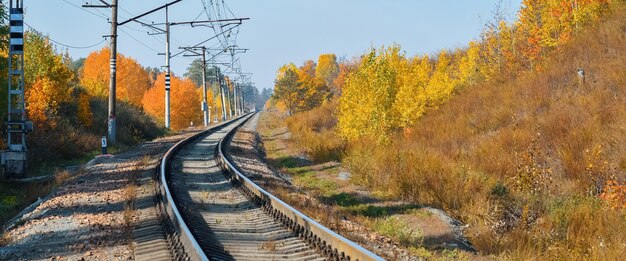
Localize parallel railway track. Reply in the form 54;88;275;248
146;113;382;261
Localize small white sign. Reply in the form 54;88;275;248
101;137;107;147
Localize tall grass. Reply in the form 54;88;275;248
285;99;345;163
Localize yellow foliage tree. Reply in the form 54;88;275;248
517;0;545;69
316;54;339;93
338;46;401;143
272;61;331;114
392;55;432;128
426;50;455;106
457;41;482;88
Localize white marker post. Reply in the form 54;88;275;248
101;136;108;155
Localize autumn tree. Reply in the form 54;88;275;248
517;0;544;69
333;60;357;95
338;47;401;143
23;32;74;126
457;41;481;87
297;61;330;110
299;60;316;78
316;54;339;94
272;67;300;115
392;55;432;128
272;59;331;115
141;73;202;130
81;47;149;106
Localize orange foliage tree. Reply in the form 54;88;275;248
141;73;202;130
23;32;74;126
77;91;93;127
80;47;149;106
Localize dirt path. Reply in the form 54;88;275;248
0;130;201;261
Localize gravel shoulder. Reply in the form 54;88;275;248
0;129;201;261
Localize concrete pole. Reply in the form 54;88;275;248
164;6;171;129
108;0;118;144
220;76;227;121
226;84;233;118
201;48;209;126
233;82;239;116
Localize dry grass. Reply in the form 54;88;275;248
0;232;11;246
123;184;137;227
285;99;345;163
53;169;72;186
123;160;146;252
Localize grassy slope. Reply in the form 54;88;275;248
343;4;626;259
282;3;626;259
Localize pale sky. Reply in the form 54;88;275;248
19;0;521;91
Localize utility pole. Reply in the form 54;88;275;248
226;82;233;119
109;0;118;144
240;83;245;114
164;6;171;129
116;0;182;130
180;46;211;126
240;82;245;114
233;81;238;116
201;48;209;126
220;76;227;121
83;0;117;144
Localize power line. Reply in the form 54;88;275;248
119;28;161;53
60;0;108;19
24;22;107;49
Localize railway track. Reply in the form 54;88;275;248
145;113;382;261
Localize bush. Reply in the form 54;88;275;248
26;94;165;171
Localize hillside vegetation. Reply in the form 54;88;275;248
270;0;626;259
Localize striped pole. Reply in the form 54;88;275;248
108;0;118;144
164;6;171;129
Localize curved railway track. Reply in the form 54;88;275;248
148;113;382;261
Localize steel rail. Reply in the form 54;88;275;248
217;113;384;261
156;115;245;261
157;112;382;260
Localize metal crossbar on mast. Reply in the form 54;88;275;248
139;16;247;127
179;45;247;123
181;47;211;126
